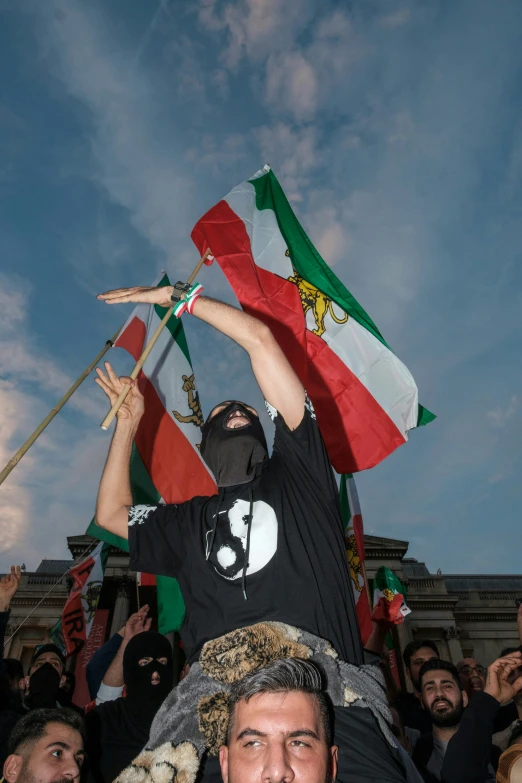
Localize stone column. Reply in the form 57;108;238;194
110;581;131;636
444;626;463;664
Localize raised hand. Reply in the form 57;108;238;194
0;565;21;611
123;605;152;642
98;286;173;308
95;362;144;426
484;652;522;704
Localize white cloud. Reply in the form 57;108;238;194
305;207;351;267
487;396;518;428
264;50;318;122
185;132;248;177
0;401;108;570
198;0;316;70
0;273;102;418
0;381;33;556
254;122;319;199
40;2;194;261
379;8;411;28
0;270;110;568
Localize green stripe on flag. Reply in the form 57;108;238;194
417;403;436;427
249;169;435;427
154;274;191;364
86;445;186;634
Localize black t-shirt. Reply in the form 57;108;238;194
128;400;363;665
394;691;433;735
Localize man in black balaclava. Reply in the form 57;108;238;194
200;400;268;487
94;288;418;782
22;645;66;711
85;630;173;783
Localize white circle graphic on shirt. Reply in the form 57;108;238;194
209;499;278;581
217;545;237;569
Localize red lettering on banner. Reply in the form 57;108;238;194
61;556;95;657
73;609;109;708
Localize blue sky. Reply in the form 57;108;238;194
1;0;521;574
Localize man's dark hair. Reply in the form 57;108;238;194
7;707;85;756
403;640;440;669
500;646;522;657
29;643;66;672
4;658;24;684
228;658;333;746
418;659;462;691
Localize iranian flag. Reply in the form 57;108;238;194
191;166;434;473
87;273;216;633
62;542;109;655
372;567;411;625
340;474;372;645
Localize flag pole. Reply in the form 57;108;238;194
100;248;212;430
0;329;123;488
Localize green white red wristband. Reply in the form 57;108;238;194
172;282;204;318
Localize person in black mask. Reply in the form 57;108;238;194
22;645;67;711
85;630;173;783
94;289;419;783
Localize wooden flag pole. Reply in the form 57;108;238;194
100;248;212;431
0;329;122;488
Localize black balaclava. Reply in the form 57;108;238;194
28;663;61;709
201;401;267;600
123;631;174;719
200;401;268;488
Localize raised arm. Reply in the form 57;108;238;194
98;286;305;429
94;363;144;538
191;297;305;429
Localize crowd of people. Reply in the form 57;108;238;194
1;286;521;783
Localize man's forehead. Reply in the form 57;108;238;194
413;648;437;661
422;671;457;688
234;691;322;734
459;657;480;667
34;652;62;665
37;723;83;750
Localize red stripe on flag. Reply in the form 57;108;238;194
114;316;216;503
136;375;216;504
192;200;404;473
138;573;157;587
355;587;372;647
114;315;146;354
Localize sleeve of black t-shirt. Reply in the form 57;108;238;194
441;690;499;783
127;503;189;578
268;396;339;503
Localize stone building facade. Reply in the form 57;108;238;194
3;534;521;683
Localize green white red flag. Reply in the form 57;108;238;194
191;166;434;473
339;474;372;645
87;273;216;633
62;542;109;655
372;566;411;625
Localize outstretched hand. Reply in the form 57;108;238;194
0;565;21;611
95;362;144;426
98;286;173;308
484;652;522;705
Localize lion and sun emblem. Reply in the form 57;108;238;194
285;249;348;338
